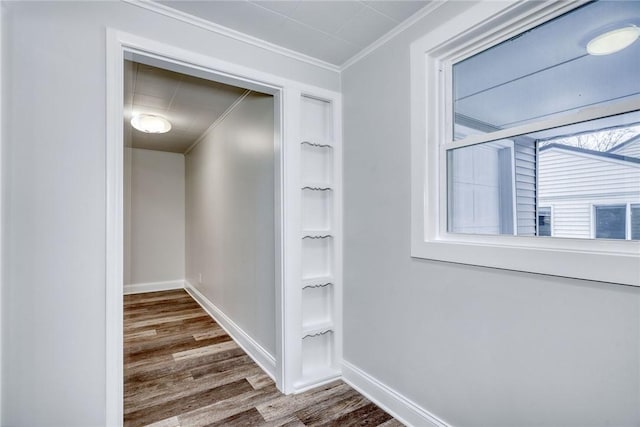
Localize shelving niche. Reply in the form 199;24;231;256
295;94;341;390
302;188;332;232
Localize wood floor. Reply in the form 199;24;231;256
124;289;402;427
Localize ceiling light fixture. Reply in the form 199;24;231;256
131;114;172;133
587;25;640;56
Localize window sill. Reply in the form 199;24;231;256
411;236;640;286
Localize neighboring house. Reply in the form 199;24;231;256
538;137;640;240
608;134;640;158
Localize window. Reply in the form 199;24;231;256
594;205;626;239
538;207;551;237
632;204;640;240
410;1;640;286
594;204;640;240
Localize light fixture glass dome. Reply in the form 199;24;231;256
587;26;640;56
131;114;172;133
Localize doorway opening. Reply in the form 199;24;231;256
106;34;286;425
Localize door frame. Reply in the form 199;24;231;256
105;29;295;426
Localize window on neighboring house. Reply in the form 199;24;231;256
595;204;640;240
632;204;640;240
595;205;626;239
537;207;551;237
410;0;640;285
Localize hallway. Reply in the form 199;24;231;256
124;290;401;426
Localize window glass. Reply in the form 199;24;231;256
538;207;551;237
595;205;627;239
447;112;640;239
631;204;640;240
447;139;515;235
452;1;640;140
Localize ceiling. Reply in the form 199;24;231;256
124;60;249;153
454;0;640;134
125;1;432;152
156;0;430;65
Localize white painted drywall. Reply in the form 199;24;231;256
185;92;275;357
1;1;337;425
341;2;640;426
125;148;185;285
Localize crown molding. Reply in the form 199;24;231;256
122;0;450;75
121;0;341;73
341;1;448;71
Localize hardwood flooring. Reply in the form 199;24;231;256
124;289;402;427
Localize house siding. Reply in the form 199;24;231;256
514;139;537;236
538;148;640;238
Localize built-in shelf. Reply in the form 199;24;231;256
302;189;332;231
302;285;332;329
301;140;333;149
302;230;332;239
300;330;335;377
301;141;332;184
301;236;332;279
302;321;333;338
295;93;340;393
302;276;334;289
302;183;333;191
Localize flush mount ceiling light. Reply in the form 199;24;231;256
131;114;172;133
587;26;640;56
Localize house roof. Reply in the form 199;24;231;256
607;134;640;154
539;143;640;165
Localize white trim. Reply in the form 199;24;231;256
272;90;286;394
105;28;124;427
184;281;276;380
410;0;640;286
0;3;5;423
341;360;450;427
184;89;251;155
293;371;342;394
282;87;303;394
341;1;447;71
121;0;340;73
444;98;640;152
123;280;184;295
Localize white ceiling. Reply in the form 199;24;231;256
124;1;433;152
156;0;430;65
124;60;249;153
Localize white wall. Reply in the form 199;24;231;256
125;148;185;286
186;92;276;357
341;2;640;426
1;2;337;425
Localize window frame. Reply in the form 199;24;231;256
592;203;640;240
410;0;640;286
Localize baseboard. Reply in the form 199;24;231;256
184;280;276;381
342;360;450;427
123;280;185;295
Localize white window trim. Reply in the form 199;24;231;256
410;0;640;286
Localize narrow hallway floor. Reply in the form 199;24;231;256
124;289;403;427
